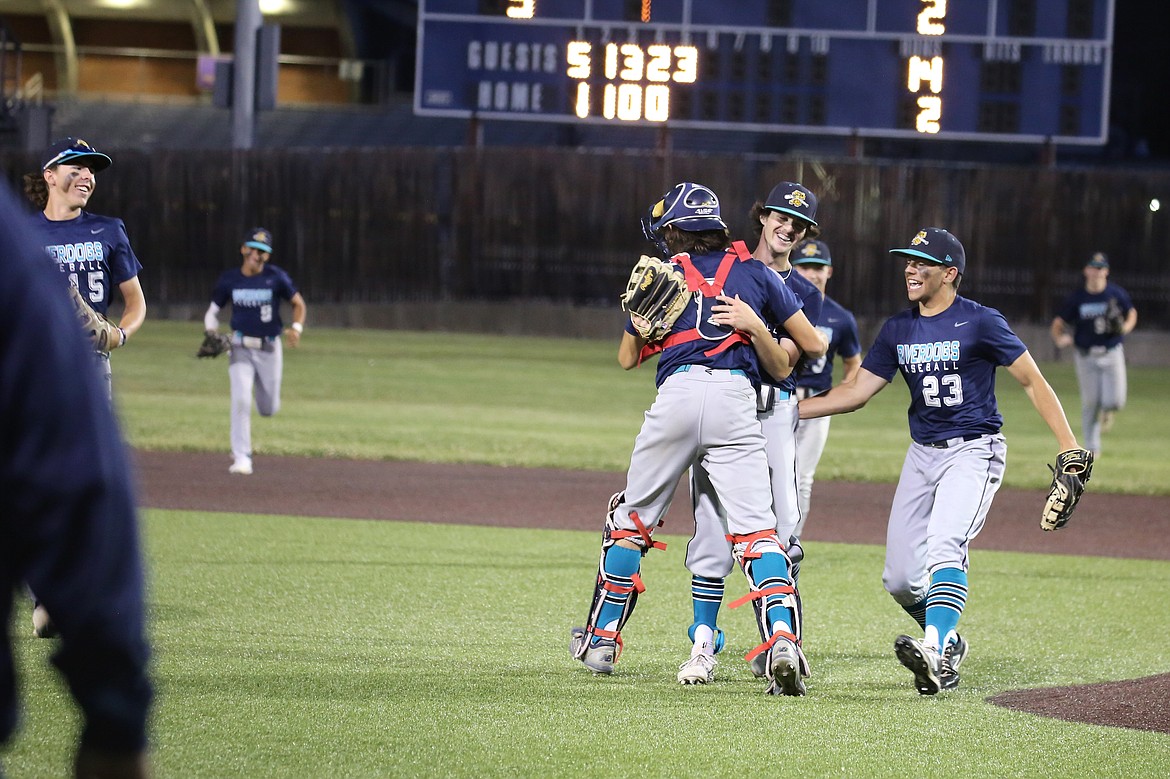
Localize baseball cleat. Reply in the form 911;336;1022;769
677;651;717;685
939;635;966;691
765;637;806;696
895;634;942;695
569;627;616;675
229;456;253;475
947;633;969;670
749;652;768;679
32;604;58;639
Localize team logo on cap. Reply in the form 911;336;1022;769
800;243;821;258
785;189;810;210
910;230;930;247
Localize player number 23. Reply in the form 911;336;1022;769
922;373;963;407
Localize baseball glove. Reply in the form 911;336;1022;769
67;283;124;353
1103;298;1126;337
1040;448;1094;531
621;254;690;341
197;331;232;358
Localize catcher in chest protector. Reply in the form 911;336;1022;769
202;227;307;476
798;227;1091;696
571;181;818;696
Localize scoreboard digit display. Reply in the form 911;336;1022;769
415;0;1114;144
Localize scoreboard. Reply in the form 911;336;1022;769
414;0;1115;144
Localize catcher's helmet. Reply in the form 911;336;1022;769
641;182;728;249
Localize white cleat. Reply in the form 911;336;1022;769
229;457;253;475
677;652;718;685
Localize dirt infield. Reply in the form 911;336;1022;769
132;449;1170;733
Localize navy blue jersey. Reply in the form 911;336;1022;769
863;296;1026;444
1056;282;1134;350
796;294;861;395
627;248;803;387
211;264;300;339
761;268;824;391
2;185;151;752
34;211;143;316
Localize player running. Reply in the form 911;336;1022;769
203;228;307;475
798;227;1085;695
23;136;147;639
1049;252;1137;457
569;182;809;696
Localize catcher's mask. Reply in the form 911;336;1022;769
641;182;728;254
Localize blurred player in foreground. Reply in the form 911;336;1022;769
791;239;862;532
799;228;1083;695
203;227;307;475
0;180;152;777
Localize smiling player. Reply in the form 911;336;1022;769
798;227;1087;695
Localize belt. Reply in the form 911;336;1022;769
919;434;985;449
672;365;747;378
1077;345;1115;357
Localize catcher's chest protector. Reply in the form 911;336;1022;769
645;240;755;361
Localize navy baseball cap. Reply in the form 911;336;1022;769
792;239;832;266
763;181;819;227
41;137;112;172
1086;252;1109;269
242;227;273;253
889;227;966;275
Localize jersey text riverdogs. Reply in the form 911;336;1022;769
897;340;960;373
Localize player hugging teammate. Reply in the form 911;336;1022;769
569;181;824;695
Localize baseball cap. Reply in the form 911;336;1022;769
889;227;966;274
642;182;728;236
41;137;112;172
792;239;832;266
1086;252;1109;269
763;181;819;227
242;227;273;253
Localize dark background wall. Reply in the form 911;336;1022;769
3;147;1166;329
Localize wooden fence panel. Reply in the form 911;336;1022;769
3;149;1167;327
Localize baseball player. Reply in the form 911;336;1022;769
678;182;828;691
799;228;1083;695
23;136;147;639
23;137;147;399
570;182;811;696
1049;252;1137;457
791;239;862;532
1;177;152;777
203;227;307;475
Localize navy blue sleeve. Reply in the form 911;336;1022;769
861;316;901;382
0;184;152;753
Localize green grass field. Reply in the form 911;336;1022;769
5;322;1169;777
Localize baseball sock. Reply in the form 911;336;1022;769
594;545;642;645
690;575;724;631
901;598;927;631
924;566;968;650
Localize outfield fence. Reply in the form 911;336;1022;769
3;147;1168;328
